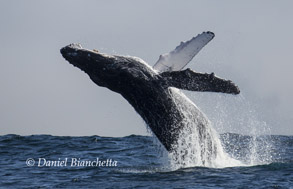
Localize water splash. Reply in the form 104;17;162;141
163;88;244;169
145;89;273;170
186;92;273;167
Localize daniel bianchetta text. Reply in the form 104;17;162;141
26;158;118;167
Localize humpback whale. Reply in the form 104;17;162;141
60;32;240;159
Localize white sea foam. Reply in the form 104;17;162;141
165;88;244;169
170;91;274;169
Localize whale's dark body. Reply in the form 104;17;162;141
60;43;239;152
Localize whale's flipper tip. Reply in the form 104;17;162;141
154;31;215;73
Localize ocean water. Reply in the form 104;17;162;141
0;133;292;188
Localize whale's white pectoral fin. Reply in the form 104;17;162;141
153;31;215;73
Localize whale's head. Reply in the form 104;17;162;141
61;44;240;95
61;44;156;92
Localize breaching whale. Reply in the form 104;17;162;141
60;32;240;155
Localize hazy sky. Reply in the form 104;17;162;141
0;0;292;136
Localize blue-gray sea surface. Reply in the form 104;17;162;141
0;133;292;188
